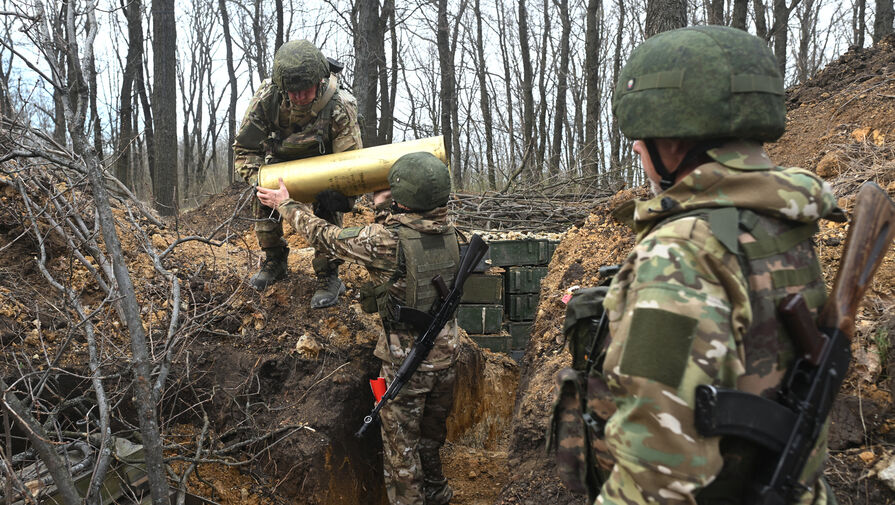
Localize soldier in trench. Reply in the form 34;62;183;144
233;39;362;309
557;26;843;504
256;152;458;505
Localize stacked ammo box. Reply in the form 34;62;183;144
457;239;557;360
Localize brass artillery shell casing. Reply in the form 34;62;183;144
257;135;449;203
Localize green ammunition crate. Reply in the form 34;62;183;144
461;274;504;304
506;293;539;321
457;304;504;334
506;321;533;349
488;239;559;267
470;333;512;353
505;266;549;294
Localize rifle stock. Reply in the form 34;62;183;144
819;182;895;337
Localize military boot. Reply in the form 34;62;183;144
311;258;346;309
250;246;289;290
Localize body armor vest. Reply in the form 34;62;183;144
266;76;339;162
362;224;460;332
693;208;828;504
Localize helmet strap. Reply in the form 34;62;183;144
643;139;676;191
644;139;723;191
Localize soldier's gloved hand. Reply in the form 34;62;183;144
315;189;352;215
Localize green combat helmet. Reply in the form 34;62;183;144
272;40;329;92
612;26;785;189
388;152;452;212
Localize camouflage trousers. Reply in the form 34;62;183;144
379;361;456;505
252;190;345;274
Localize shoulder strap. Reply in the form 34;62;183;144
311;74;338;117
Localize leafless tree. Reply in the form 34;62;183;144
732;0;748;29
152;0;178;216
854;0;866;47
875;0;894;43
770;0;802;78
645;0;687;37
518;0;536;181
584;0;602;174
116;0;146;190
548;0;571;176
473;0;497;188
219;0;238;185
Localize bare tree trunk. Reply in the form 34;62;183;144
709;0;725;23
609;0;625;178
854;0;866;47
116;0;143;189
377;0;395;144
645;0;687;38
220;0;237;185
795;0;821;83
549;0;571;176
87;14;103;160
732;0;748;29
251;0;267;82
152;0;177;216
534;0;550;180
754;0;769;40
771;0;800;79
474;0;496;188
496;0;517;170
137;49;155;192
875;0;894;43
584;0;601;174
353;0;383;146
518;0;535;180
437;0;463;186
274;0;283;52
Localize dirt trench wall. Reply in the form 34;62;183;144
190;302;519;505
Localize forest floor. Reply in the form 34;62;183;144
2;35;895;505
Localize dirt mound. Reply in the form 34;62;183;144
498;39;895;504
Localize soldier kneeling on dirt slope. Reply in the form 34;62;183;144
550;26;845;505
257;152;458;505
234;39;363;309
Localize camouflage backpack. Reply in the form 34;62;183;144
546;268;617;501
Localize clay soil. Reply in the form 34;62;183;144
3;35;895;505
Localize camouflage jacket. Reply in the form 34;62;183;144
233;76;363;181
278;201;459;370
597;141;840;504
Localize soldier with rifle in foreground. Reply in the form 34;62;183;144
257;152;469;505
547;26;894;505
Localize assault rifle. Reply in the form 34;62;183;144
355;234;489;437
695;182;895;504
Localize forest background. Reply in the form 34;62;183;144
1;0;889;216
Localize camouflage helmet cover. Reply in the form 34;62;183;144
612;25;785;142
272;40;329;92
388;152;452;211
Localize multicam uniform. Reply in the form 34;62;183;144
276;200;458;505
595;142;841;504
234;76;363;251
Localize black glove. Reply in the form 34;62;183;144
314;189;352;218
